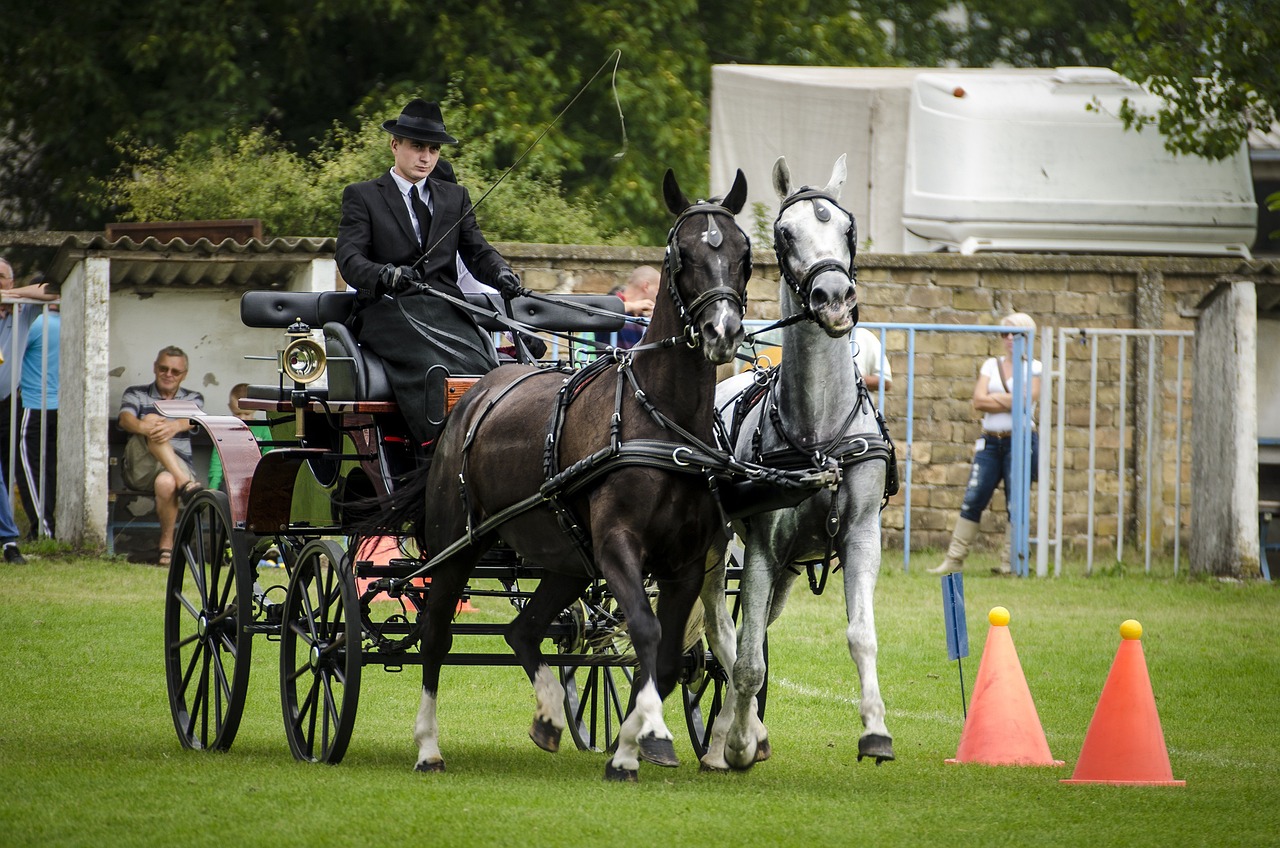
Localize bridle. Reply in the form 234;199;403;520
772;188;857;324
663;202;750;346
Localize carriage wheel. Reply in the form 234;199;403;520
164;490;253;752
280;539;362;764
681;577;768;760
560;594;634;753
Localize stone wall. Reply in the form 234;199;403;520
12;231;1279;557
499;244;1280;555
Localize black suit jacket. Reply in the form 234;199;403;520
335;170;508;308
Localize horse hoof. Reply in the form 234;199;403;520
857;734;895;764
638;733;680;767
604;762;639;782
699;761;730;774
755;738;772;763
414;758;446;773
529;718;562;753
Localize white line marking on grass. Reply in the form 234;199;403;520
772;676;961;726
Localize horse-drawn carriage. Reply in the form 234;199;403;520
160;163;897;781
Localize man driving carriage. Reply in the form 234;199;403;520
335;98;524;445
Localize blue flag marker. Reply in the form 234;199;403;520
941;573;969;717
942;573;968;661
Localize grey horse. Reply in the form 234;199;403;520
698;154;895;771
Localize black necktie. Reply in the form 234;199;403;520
411;184;432;247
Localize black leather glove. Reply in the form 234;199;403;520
518;332;548;360
495;269;524;300
378;263;420;295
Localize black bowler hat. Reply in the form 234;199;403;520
381;99;459;145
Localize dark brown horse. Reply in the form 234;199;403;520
405;169;751;781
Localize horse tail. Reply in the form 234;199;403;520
349;464;433;542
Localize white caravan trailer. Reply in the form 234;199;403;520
710;65;1256;256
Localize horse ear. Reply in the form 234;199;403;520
772;157;791;201
723;169;748;215
823;154;848;201
663;169;689;215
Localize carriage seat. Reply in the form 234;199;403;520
239;287;627;406
323;321;394;402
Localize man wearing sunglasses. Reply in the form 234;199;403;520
117;346;205;568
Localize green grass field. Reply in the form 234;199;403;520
1;551;1277;847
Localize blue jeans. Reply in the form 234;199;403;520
0;460;20;543
959;432;1039;523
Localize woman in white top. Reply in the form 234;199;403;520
930;312;1042;575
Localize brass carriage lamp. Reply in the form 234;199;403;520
279;318;327;437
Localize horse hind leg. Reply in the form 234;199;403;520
504;572;589;754
844;546;894;765
413;553;479;773
697;546;743;772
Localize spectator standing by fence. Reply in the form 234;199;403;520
853;327;892;392
929;312;1042;576
17;301;59;538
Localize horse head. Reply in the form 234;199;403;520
772;155;858;338
660;169;752;365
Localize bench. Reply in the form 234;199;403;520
106;424;214;558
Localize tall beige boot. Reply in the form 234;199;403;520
928;517;980;575
992;535;1012;575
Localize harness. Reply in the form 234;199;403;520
722;367;898;595
394;204;835;586
723;186;898;595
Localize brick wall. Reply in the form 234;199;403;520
502;244;1280;554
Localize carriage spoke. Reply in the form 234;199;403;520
281;540;360;764
165;491;251;753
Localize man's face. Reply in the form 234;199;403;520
154;355;188;395
391;137;441;183
0;262;13;291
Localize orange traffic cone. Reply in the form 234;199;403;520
947;606;1064;767
1061;619;1185;786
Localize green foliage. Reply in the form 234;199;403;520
1096;0;1279;161
105;130;332;237
2;0;892;241
853;0;1131;67
105;96;625;244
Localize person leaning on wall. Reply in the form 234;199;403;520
929;312;1042;576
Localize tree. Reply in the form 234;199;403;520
854;0;1278;163
2;0;891;241
1097;0;1279;161
852;0;1130;68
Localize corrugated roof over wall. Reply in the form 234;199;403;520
48;235;336;289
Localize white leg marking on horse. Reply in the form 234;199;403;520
414;690;443;767
611;679;668;772
845;566;890;739
533;664;567;729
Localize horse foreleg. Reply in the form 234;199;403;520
596;552;673;781
843;533;894;765
413;557;475;773
724;545;775;770
504;572;589;754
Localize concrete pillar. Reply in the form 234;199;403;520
1133;267;1165;549
57;256;112;548
1191;281;1259;576
292;257;339;293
